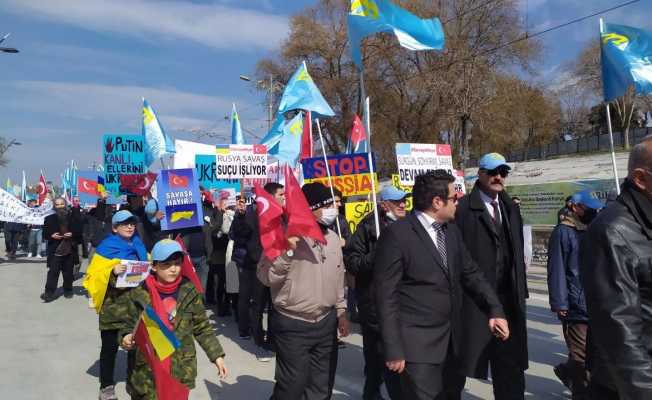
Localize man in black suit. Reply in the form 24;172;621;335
375;170;509;399
452;153;529;399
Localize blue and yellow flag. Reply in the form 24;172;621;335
231;103;245;145
259;114;285;152
277;61;335;117
601;21;652;101
82;254;121;313
347;0;445;69
270;112;304;166
142;305;181;360
142;98;176;167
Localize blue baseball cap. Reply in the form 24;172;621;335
571;190;604;210
379;186;409;201
151;239;185;262
112;210;137;225
478;153;511;171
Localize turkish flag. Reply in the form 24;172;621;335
174;235;204;293
168;173;189;189
301;110;313;160
134;320;190;400
37;174;48;205
78;176;99;196
254;184;287;260
350;114;367;145
283;165;325;244
120;172;157;196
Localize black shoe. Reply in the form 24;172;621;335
64;291;73;299
239;331;251;340
554;364;572;390
40;292;55;303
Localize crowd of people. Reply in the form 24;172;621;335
3;138;652;400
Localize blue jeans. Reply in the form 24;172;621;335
28;229;42;256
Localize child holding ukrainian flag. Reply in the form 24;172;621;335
82;210;148;400
119;239;227;400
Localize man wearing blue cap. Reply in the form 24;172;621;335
451;152;529;399
344;185;409;400
547;190;602;399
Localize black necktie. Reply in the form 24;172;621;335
491;200;502;226
432;222;448;270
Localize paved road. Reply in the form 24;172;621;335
0;254;569;399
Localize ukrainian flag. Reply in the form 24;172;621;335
142;305;181;360
82;254;121;313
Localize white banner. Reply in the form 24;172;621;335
395;143;455;186
173;139;216;169
215;144;268;179
0;188;53;225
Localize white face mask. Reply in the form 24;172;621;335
319;207;338;226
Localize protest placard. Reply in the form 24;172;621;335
103;134;146;195
0;188;53;224
116;260;152;288
195;154;242;192
395;143;454;186
174;139;215;169
301;153;377;197
344;200;374;233
215;144;268;179
157;168;204;231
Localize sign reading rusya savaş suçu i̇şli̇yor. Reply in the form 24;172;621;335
215;144;268;179
103;134;146;195
157;168;204;231
301;153;378;197
195;154;240;192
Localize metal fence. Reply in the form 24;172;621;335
468;127;652;166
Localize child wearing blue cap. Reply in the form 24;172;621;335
92;210;148;400
119;239;227;399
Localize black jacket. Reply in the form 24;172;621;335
344;212;392;329
580;180;652;399
230;205;262;270
454;184;529;377
43;210;83;257
374;212;504;364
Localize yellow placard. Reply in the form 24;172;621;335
345;200;375;233
304;173;379;197
391;174;413;211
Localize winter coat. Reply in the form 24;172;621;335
580;180;652;399
119;279;225;398
547;214;588;321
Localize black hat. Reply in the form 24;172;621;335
301;182;334;211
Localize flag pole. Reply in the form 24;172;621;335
600;18;621;195
315;118;342;240
364;96;381;238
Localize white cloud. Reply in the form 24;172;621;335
1;0;289;52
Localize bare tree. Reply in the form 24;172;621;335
0;137;20;167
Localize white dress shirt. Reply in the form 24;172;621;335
415;211;445;253
478;189;502;222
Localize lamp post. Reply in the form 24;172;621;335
239;74;284;131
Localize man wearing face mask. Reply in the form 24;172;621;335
450;153;529;399
547;190;603;399
345;185;409;400
580;136;652;400
40;197;83;302
257;182;348;399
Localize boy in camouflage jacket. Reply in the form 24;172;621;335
120;239;227;399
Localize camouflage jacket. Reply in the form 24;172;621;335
99;274;132;331
119;279;225;398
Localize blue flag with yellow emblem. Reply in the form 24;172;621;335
278;62;335;117
231;103;246;144
270;112;304;166
602;22;652;101
347;0;445;69
259;114;285;151
143;98;175;167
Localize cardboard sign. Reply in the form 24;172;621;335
157;168;204;231
103;134;146;195
116;260;152;288
215;144;268;179
0;188;53;224
301;153;375;180
395;143;454;185
304;173;379;197
344;200;374;233
174;139;215;169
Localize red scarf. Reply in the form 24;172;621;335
145;274;182;332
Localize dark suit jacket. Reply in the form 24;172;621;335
454;184;529;377
43;210;83;257
374;212;505;364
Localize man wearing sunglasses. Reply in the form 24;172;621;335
449;153;529;399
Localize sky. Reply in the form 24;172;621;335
0;0;650;185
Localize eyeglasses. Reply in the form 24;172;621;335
483;168;509;178
118;222;136;227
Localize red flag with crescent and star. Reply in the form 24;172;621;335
254;184;287;260
173;235;204;293
168;173;189;189
283;165;325;244
37;173;48;205
120;172;157;196
78;176;99;196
